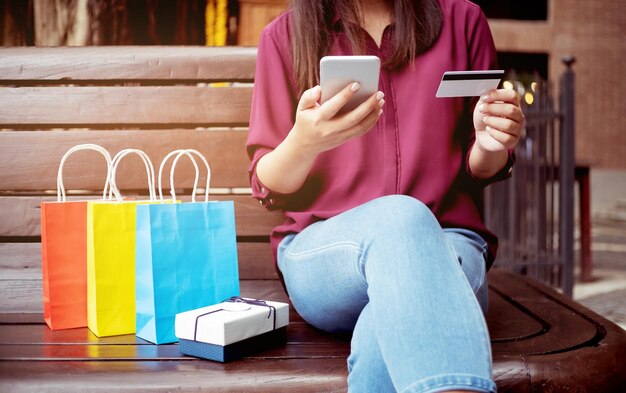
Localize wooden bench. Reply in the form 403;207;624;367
0;46;625;392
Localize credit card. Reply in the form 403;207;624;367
435;70;505;98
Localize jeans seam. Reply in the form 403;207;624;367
284;241;363;258
284;240;369;296
356;253;369;288
401;373;496;393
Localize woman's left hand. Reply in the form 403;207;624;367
472;89;525;152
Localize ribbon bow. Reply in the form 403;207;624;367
193;297;277;341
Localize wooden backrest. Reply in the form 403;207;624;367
0;47;283;314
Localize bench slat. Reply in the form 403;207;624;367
486;290;543;342
0;278;288;314
0;196;282;237
0;322;344;345
0;280;41;314
0;130;251;190
0;360;349;393
0;241;277;287
0;342;350;361
0;47;257;83
488;270;599;356
0;86;252;128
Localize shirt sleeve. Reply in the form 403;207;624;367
246;20;298;210
463;6;515;186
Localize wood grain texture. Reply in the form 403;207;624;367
0;280;42;313
0;360;349;393
0;342;350;361
0;267;606;356
0;322;340;346
0;241;277;284
0;279;288;314
0;195;283;237
1;273;626;392
0;130;251;191
0;86;252;128
0;279;296;325
488;270;600;356
0;46;257;83
0;244;42;279
485;290;544;342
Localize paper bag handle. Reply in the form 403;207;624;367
171;149;211;203
158;150;198;203
109;149;157;202
56;144;112;202
158;149;211;203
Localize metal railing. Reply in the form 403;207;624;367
485;57;576;296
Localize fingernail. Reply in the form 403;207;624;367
480;95;489;102
376;91;384;101
483;116;489;123
379;109;383;116
379;99;385;107
478;104;485;112
351;82;360;92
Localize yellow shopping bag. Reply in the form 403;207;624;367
87;149;161;337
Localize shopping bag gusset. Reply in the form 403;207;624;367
87;148;159;337
135;149;240;344
40;144;112;330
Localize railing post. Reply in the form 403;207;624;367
559;55;576;297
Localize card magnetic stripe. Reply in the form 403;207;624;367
442;71;505;81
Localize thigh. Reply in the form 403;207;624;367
278;224;369;333
277;194;441;332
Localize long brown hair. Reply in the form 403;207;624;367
290;0;443;94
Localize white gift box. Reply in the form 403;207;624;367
175;297;289;362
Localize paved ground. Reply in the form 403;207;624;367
573;218;626;330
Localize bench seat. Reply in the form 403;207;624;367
1;270;626;392
0;47;625;392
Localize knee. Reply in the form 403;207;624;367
368;195;437;233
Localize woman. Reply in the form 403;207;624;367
247;0;524;392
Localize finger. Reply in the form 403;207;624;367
478;102;524;123
482;115;521;136
339;105;383;141
297;85;321;112
318;82;361;119
337;91;385;129
480;89;520;106
486;126;518;148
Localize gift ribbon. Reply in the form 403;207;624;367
193;297;277;342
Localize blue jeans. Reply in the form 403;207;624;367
277;195;496;393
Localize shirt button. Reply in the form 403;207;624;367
269;199;274;205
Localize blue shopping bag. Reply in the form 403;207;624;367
135;149;240;344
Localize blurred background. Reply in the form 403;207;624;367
3;1;624;206
1;0;625;328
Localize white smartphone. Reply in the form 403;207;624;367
320;55;381;115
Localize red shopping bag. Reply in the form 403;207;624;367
40;144;112;330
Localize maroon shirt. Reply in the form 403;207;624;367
247;0;514;268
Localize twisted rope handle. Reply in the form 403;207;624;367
56;144;112;202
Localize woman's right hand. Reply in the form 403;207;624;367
255;83;383;195
287;83;385;157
